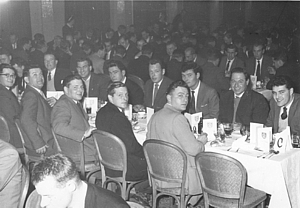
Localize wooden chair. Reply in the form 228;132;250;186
143;139;191;208
93;130;144;200
19;165;30;208
195;152;267;208
127;74;145;92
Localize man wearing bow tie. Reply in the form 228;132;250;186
266;75;300;135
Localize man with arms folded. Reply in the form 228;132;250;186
181;62;219;119
147;80;208;207
144;59;173;112
265;75;300;135
219;67;269;127
32;153;129;208
51;74;97;165
20;65;58;158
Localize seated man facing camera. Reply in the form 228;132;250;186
32;153;129;208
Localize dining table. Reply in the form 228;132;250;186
134;125;300;208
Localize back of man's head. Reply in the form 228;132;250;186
142;44;153;56
115;45;126;57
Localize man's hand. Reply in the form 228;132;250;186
268;66;276;75
36;145;48;154
47;97;57;107
82;127;97;141
197;133;208;145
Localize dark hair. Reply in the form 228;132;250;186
149;58;164;69
225;44;237;52
230;67;250;81
35;40;47;50
11;57;27;67
107;81;127;96
253;39;266;50
118;35;129;42
172;49;184;59
93;42;105;52
206;48;220;61
0;63;16;74
76;57;92;66
19;37;31;48
31;153;80;187
108;60;127;73
33;33;45;41
115;45;126;56
44;52;57;61
23;64;41;77
166;80;189;95
62;74;83;88
270;75;293;90
181;61;200;75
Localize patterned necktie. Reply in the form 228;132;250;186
189;91;196;114
256;60;261;81
281;107;287;120
48;71;51;81
152;83;159;106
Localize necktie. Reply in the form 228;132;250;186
281;107;287;120
152;83;159;106
189;91;196;114
233;96;241;123
226;60;231;72
256;60;261;81
77;102;86;117
48;71;51;81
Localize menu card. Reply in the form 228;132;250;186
146;107;154;124
250;122;264;144
257;127;272;152
273;126;293;154
124;104;132;121
83;97;98;114
47;91;64;99
203;118;217;141
184;112;202;134
250;75;257;90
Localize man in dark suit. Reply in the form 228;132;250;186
96;82;147;181
62;15;75;38
266;75;300;135
182;62;219;119
245;39;273;82
76;58;110;101
219;44;245;77
51;74;97;164
166;49;184;81
12;37;32;63
108;60;144;107
43;53;71;94
20;66;57;158
127;44;153;82
111;25;126;46
118;35;138;64
29;40;48;69
144;59;173;112
3;33;18;54
0;64;22;148
184;47;206;67
219;67;269;127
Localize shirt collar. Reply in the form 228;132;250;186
121;76;127;84
234;91;245;98
154;78;163;87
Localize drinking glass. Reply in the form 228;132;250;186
223;123;233;137
292;133;300;148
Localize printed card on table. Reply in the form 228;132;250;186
47;91;64;100
250;122;264;144
146;107;154;124
203;118;217;141
83;97;98;114
184;112;202;134
273;126;293;154
124;104;132;121
250;75;257;90
257;127;272;152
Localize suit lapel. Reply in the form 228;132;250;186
196;83;205;112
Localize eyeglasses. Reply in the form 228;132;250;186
0;73;16;79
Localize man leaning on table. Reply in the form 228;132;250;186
219;67;269;127
147;80;208;208
265;75;300;135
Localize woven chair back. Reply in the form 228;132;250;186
127;74;145;92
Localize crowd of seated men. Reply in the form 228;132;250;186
0;12;300;207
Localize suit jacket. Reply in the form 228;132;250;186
195;82;219;119
127;55;151;82
201;62;230;95
125;78;144;105
51;94;97;163
20;85;57;157
96;102;147;181
144;76;173;112
266;93;300;135
219;56;245;72
12;48;29;62
147;104;204;195
194;54;207;67
29;50;45;69
245;55;273;80
85;73;110;101
166;59;183;81
219;89;270;126
0;139;22;208
43;67;71;94
124;43;138;64
0;85;22;148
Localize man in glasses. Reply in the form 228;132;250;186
0;63;22;149
219;67;269;127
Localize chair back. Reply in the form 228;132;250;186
127;74;145;92
19;165;30;208
0;115;10;142
143;139;187;188
15;118;29;164
195;152;247;208
25;190;41;208
93;130;127;179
